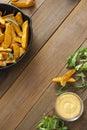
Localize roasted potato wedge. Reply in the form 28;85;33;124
11;0;35;8
0;47;12;52
0;52;9;60
2;13;14;19
0;61;6;66
2;23;12;48
20;47;25;57
0;33;4;43
52;69;76;87
22;20;29;49
12;43;20;59
0;16;5;25
12;23;22;37
15;12;23;26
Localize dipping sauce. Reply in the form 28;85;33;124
55;92;84;121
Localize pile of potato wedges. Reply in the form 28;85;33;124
0;11;29;67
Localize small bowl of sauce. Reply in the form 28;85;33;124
55;92;84;121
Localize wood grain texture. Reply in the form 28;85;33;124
0;0;9;3
16;83;57;130
0;0;79;98
16;38;87;130
0;1;86;130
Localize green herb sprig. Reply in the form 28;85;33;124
66;47;87;91
67;48;87;71
36;115;68;130
56;87;67;96
74;72;87;91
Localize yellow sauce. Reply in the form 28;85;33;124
55;92;83;121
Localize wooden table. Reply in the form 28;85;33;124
0;0;87;129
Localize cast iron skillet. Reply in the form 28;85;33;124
0;3;33;69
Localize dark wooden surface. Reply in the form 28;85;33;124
1;0;87;130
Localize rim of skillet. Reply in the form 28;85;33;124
0;3;33;70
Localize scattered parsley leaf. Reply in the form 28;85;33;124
56;87;67;96
67;51;79;68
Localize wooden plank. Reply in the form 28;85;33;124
0;0;9;3
0;0;80;97
0;1;86;129
16;39;87;130
16;83;57;130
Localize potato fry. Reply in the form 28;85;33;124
0;47;12;52
52;77;62;82
0;16;5;25
0;33;4;43
0;28;2;34
15;12;23;26
12;44;20;59
0;61;6;66
6;59;16;64
22;20;29;49
0;28;4;43
52;69;76;87
10;0;18;2
0;53;3;60
11;24;16;46
2;52;9;60
2;14;14;19
15;36;21;43
67;78;76;82
2;23;12;48
12;23;22;37
20;47;25;57
52;77;76;83
0;52;9;60
63;69;76;81
11;0;35;8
